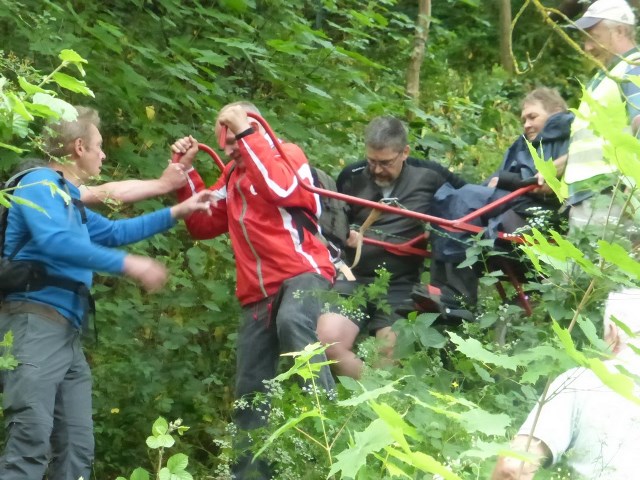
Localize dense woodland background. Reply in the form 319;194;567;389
0;1;631;478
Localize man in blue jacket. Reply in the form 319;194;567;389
0;106;213;480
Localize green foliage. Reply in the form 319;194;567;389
116;417;192;480
0;331;17;371
0;1;633;478
0;48;89;159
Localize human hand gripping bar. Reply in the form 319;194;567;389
171;143;226;172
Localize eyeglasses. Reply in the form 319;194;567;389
366;151;403;169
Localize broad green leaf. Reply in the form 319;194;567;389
521;228;600;277
267;39;305;55
609;314;636;339
337;376;407;407
335;46;386;69
191;49;227;67
417;326;447;348
18;77;50;95
305;84;332;99
577;315;608;350
587;357;640;405
0;142;25;153
219;0;250;12
59;49;88;64
152;417;169;436
328;419;393;478
578;85;640;187
449;332;519;370
472;363;495;383
51;72;94;97
384;446;462;480
552;320;587;365
370;401;419;441
7;93;34;121
458;408;511;436
31;93;77;121
426;391;478;409
154;434;175;448
59;49;87;76
597;240;640;279
130;467;150;480
462;439;511;461
25;102;58;119
276;342;333;382
167;453;188;472
12;112;30;138
146;436;161;449
528;140;565;201
373;454;412;479
158;468;170;480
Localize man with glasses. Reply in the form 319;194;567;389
317;115;466;379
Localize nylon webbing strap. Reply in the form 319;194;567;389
350;198;405;270
350;208;382;270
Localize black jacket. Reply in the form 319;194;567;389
337;157;466;281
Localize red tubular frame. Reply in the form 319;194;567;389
175;112;537;313
171;143;226;172
243;113;536;242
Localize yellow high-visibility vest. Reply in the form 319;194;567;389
564;51;640;186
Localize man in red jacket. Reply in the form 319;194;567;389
172;101;335;479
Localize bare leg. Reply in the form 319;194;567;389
374;326;397;368
317;312;362;379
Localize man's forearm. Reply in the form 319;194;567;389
81;179;172;206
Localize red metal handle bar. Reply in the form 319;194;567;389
171;143;226;172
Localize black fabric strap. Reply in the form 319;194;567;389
235;127;255;141
286;207;318;241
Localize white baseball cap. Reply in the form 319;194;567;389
573;0;636;29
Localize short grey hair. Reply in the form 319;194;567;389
43;106;101;158
364;116;408;152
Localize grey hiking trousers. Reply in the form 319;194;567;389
0;301;93;480
232;272;335;479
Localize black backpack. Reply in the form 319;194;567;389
226;164;350;249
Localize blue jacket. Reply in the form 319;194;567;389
4;168;175;327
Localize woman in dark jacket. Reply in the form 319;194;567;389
429;88;574;309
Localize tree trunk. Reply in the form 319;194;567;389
499;0;514;74
405;0;431;118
